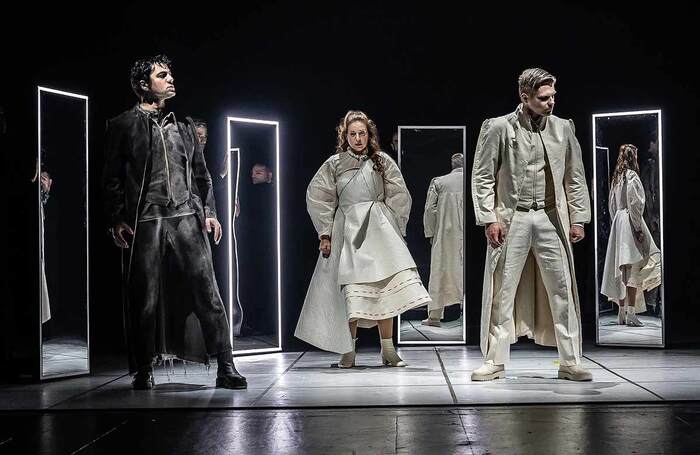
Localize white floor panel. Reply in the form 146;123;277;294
5;346;700;410
254;385;455;407
453;382;661;404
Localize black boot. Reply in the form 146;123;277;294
132;367;155;390
216;350;247;389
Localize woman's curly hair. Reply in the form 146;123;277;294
611;143;640;187
335;110;385;174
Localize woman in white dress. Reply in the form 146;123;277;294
295;111;431;367
601;144;661;327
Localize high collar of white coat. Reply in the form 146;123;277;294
516;104;548;133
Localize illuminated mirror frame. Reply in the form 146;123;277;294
38;86;90;379
592;109;665;347
396;125;467;346
226;117;282;355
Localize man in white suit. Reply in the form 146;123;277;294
471;68;592;382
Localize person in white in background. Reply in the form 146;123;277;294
422;153;464;327
601;144;661;326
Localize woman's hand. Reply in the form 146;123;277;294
319;237;331;258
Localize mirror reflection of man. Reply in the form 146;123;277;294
237;160;276;335
193;119;208;148
387;131;400;162
471;68;592;382
251;163;273;184
422;153;464;327
102;54;246;390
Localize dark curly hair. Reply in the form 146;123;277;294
611;144;640;187
335;110;384;174
129;54;173;100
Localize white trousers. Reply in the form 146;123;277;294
485;208;581;366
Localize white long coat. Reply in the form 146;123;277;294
471;105;591;355
423;168;464;311
601;170;661;311
294;151;415;354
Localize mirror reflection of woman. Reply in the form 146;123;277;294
295;111;431;367
601;144;661;326
32;158;52;324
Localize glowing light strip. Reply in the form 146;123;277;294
37;86;90;379
592;109;661;118
592;145;607;345
226;116;283;356
396;125;468;345
228;116;278;126
226;146;240;348
38;86;89;100
592;109;664;347
658;111;665;347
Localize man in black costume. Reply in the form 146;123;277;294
102;55;246;390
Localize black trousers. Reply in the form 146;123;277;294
128;214;231;371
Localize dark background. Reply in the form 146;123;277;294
3;2;699;368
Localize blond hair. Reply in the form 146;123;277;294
518;68;556;97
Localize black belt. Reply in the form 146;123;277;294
516;203;555;212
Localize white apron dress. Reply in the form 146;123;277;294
295;150;431;354
601;170;662;312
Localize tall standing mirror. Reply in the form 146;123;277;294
594;110;664;346
224;117;281;354
397;126;466;344
38;87;90;378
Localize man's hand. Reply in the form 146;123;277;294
112;222;134;248
570;225;585;243
485;222;507;248
40;172;52;193
206;217;223;245
319;238;331;258
634;230;645;243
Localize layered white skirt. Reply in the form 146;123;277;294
345;268;431;327
601;209;662;312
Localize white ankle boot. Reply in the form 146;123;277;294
421;309;442;327
617;305;626;325
471;363;505;381
626;308;644;327
380;338;406;367
558;364;593;381
338;338;357;368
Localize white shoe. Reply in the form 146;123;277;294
380;338;406;367
338;338;357;368
421;318;441;327
470;363;505;381
558;364;593;381
617;305;626;325
422;309;442;327
626;310;644;327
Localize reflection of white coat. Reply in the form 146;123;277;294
40;202;51;324
601;170;661;312
295;151;418;354
471;106;590;355
423;168;464;312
